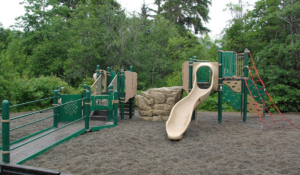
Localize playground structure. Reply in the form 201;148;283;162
166;48;298;140
0;65;137;170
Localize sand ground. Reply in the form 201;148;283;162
20;111;300;175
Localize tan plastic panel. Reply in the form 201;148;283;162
166;62;219;140
132;72;137;96
247;95;264;116
182;61;189;94
92;70;107;93
109;76;118;92
124;71;137;103
223;81;241;93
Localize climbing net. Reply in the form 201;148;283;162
244;52;298;129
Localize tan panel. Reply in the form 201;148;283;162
125;71;137;103
182;61;189;94
132;72;137;95
91;75;101;95
109;76;118;92
247;95;264;116
223;81;242;93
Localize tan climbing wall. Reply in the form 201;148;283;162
247;95;264;116
223;81;241;93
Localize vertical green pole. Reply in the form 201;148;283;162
129;66;133;119
113;90;119;126
243;48;249;122
188;58;195;121
241;80;244;117
218;48;223;123
53;90;59;127
2;100;10;163
83;84;87;119
107;67;111;94
192;56;197;121
97;65;102;95
107;85;113;121
120;69;125;120
84;90;91;131
117;73;120;96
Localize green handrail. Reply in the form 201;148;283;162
10;115;54;132
10;97;54;109
10;117;85;151
10;98;84;121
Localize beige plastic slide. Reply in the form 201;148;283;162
166;62;219;140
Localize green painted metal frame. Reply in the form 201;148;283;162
59;94;83;122
2;100;10;163
243;49;249;122
196;60;210;83
91;95;113;111
120;69;125;120
222;52;236;77
218;48;223;123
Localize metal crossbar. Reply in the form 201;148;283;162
10;98;84;121
10;115;54;132
10;97;54;108
10;117;84;151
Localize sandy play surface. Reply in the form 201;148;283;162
22;111;300;175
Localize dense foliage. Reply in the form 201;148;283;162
0;0;216;108
222;0;300;112
1;0;299;112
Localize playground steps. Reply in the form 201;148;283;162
119;98;135;117
91;110;107;121
6;120;108;165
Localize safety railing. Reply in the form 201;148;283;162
0;96;55;149
1;88;92;163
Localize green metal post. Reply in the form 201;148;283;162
53;90;59;127
107;67;111;94
113;90;119;126
129;66;133;119
107;85;113;122
243;48;249;122
84;90;91;131
83;84;87;120
241;80;244;117
218;48;223;123
120;69;125;120
97;65;102;95
2;100;10;163
192;56;197;121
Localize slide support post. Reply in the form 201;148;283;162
218;48;223;123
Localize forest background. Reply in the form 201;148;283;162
0;0;299;112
